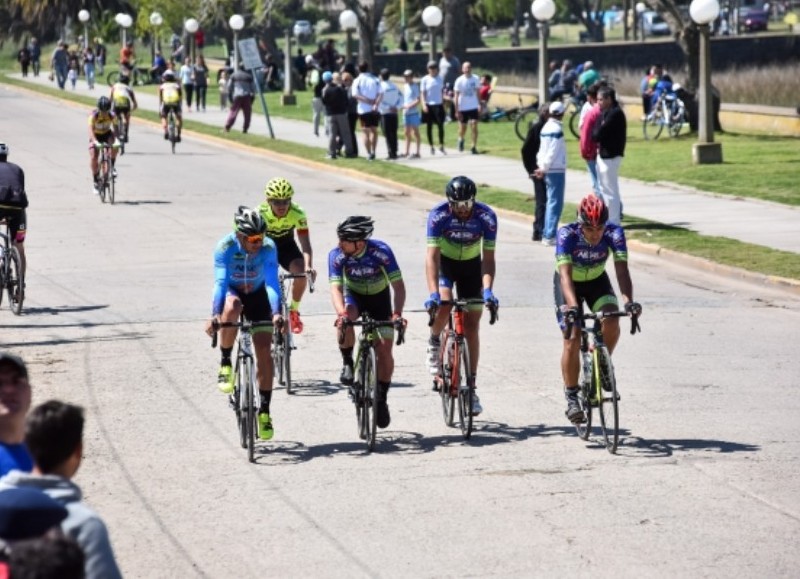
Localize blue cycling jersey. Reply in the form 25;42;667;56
555;222;628;282
426;200;498;261
328;239;402;296
212;233;280;315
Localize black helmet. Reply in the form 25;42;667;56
445;176;477;203
234;206;266;236
97;96;111;112
0;143;8;158
336;216;374;241
119;75;130;85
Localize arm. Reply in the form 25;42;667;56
481;249;496;292
330;282;346;317
390;278;406;316
425;245;441;294
75;518;123;579
297;231;314;274
558;263;579;309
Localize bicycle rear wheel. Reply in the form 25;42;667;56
568;110;580;139
440;333;456;427
272;331;285;386
106;71;120;87
668;104;685;138
0;253;5;308
109;171;116;205
6;246;23;315
595;347;619;454
168;114;177;154
456;339;474;439
643;108;665;141
359;348;379;452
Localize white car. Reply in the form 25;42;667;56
293;20;314;43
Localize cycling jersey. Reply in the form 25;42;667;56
555;222;628;282
111;83;133;108
160;81;181;105
88;109;115;135
328;239;402;296
426;200;497;261
257;202;309;242
212;233;280;315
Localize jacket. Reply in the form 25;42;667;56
536;118;567;173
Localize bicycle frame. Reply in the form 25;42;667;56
273;271;314;394
0;220;24;315
94;142;115;204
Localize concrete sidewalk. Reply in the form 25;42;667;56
10;72;799;254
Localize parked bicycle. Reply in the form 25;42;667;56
512;95;541;140
338;314;405;452
273;271;315;395
106;63;158;87
166;109;179;154
643;91;687;140
429;299;498;439
0;218;24;315
93;142;117;204
211;318;275;463
564;309;641;454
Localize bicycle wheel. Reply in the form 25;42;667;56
595;347;619;454
643;108;665;141
98;166;108;203
283;305;293;394
360;348;379;452
0;255;5;309
514;110;534;140
668;103;685;138
6;246;23;315
456;339;474;439
232;356;245;449
168;114;177;154
241;356;257;462
109;170;116;205
440;333;456;427
272;332;285;386
106;70;120;87
568;110;580;139
575;351;594;440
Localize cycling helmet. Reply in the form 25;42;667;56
162;70;176;81
337;216;374;241
0;143;8;158
578;194;609;227
234;206;267;236
119;75;130;85
445;176;477;203
97;96;111;112
264;177;294;200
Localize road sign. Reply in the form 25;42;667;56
238;38;262;71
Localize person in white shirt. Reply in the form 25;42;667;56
351;61;383;161
378;68;401;160
533;101;568;246
420;60;446;155
401;69;421;158
453;61;481;154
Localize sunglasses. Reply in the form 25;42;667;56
269;199;291;206
245;234;265;243
450;200;474;211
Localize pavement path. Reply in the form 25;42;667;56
7;72;799;254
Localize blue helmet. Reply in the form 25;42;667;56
322;71;333;83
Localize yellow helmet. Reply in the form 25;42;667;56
264;177;294;200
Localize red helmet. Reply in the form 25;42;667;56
578;194;608;227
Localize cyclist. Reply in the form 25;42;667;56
0;144;28;284
555;194;641;424
204;207;283;441
158;70;182;142
257;177;316;334
88;96;120;195
109;75;138;143
424;176;498;416
329;216;406;429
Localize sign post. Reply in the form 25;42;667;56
238;37;275;138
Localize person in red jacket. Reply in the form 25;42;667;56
579;82;605;197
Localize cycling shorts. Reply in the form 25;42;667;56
228;283;274;332
113;104;131;114
440;255;482;302
553;271;618;329
160;103;181;117
273;238;303;272
89;132;115;149
0;208;27;242
345;287;394;340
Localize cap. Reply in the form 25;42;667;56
427;60;438;68
380;68;390;76
549;101;565;115
0;352;27;379
0;488;68;541
403;69;413;77
322;71;333;83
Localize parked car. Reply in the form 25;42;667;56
738;7;769;32
642;11;671;36
293;20;314;43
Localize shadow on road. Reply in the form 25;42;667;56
619;436;760;458
5;304;109;316
113;200;173;206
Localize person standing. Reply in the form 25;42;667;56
17;46;31;77
311;65;325;137
179;57;194;112
28;38;41;77
224;67;255;134
0;353;33;477
401;69;422;159
50;41;69;90
521;105;550;242
533;101;567;247
579;82;604;197
420;60;446;155
82;46;96;89
592;86;626;225
378;68;401;160
342;72;359;157
193;55;209;112
351;61;383;161
453;61;481;154
438;47;460;122
322;71;353;159
94;38;105;75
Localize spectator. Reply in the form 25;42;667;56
438;46;460;121
378;68;401;160
579;82;604;197
150;49;167;82
194;28;205;53
342;72;359;157
179;57;194;112
294;49;308;85
9;535;85;579
592;86;627;225
93;38;105;75
420;60;446;155
577;60;600;94
67;51;80;90
0;487;67;542
218;69;229;111
0;353;33;477
521;104;550;241
550;59;576;101
547;60;561;99
0;400;123;579
17;46;31;78
119;41;135;75
312;65;326;137
224;67;256;133
453;61;481;154
28;38;41;77
50;42;69;90
402;69;422;158
351;61;383;161
478;73;492;120
322;71;353;159
533;101;568;246
193;55;209;112
413;37;423;51
82;46;96;89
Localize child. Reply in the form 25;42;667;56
218;69;229;111
68;64;78;89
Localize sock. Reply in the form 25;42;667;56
290;299;301;311
220;347;232;366
341;347;354;365
429;335;440;346
260;390;272;413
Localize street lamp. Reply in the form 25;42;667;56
185;18;199;63
150;11;163;56
635;2;646;41
532;0;556;104
339;9;358;66
78;10;90;50
115;13;133;48
690;0;723;164
229;14;244;71
422;6;443;64
282;27;297;105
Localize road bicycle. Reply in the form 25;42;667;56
106;63;158;87
273;271;315;395
512;95;541;140
338;314;405;452
166;109;179;154
564;309;641;454
643;92;687;140
429;299;498;439
93;142;116;204
212;317;275;463
114;112;128;155
0;218;24;315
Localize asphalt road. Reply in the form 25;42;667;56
2;86;799;578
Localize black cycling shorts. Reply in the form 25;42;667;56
345;286;392;321
0;208;27;242
440;256;482;299
231;283;273;324
273;238;303;272
553;271;618;328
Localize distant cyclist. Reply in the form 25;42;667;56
205;207;283;441
158;70;182;142
109;75;138;142
0;143;28;284
555;194;641;424
424;176;498;416
257;177;316;334
87;96;120;195
329;216;406;429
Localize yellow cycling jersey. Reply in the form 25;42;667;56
88;110;114;135
111;83;133;107
160;81;181;105
258;202;309;242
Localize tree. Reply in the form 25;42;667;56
341;0;389;68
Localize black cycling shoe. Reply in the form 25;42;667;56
376;401;391;428
340;363;354;386
565;387;585;424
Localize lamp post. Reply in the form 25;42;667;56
422;6;443;63
690;0;723;164
339;9;358;67
282;28;297;105
229;14;244;71
635;2;646;41
115;13;133;48
185;18;199;63
78;10;90;50
150;11;163;59
532;0;555;104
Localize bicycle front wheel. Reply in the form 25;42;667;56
7;246;23;315
514;110;535;140
109;171;116;205
643;108;665;141
240;356;257;462
456;338;474;439
359;348;379;452
595;347;619;454
0;253;5;308
106;71;120;87
283;305;293;394
668;104;685;138
440;333;456;427
272;331;285;386
575;352;594;440
568;110;580;139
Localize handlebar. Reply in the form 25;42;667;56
210;319;276;348
427;298;499;327
279;271;315;293
337;317;406;346
561;309;641;340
